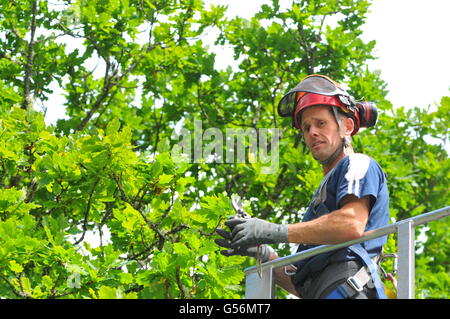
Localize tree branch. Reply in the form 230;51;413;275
21;0;38;110
0;273;30;299
74;177;101;245
175;265;187;298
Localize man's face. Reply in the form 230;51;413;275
300;105;343;163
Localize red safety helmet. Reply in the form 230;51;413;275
277;74;378;136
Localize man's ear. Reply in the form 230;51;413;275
343;117;355;136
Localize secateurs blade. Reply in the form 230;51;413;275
231;194;251;219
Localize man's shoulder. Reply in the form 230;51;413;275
334;153;383;179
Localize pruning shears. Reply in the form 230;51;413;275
231;194;251;219
230;194;263;278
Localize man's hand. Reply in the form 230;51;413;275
225;218;288;247
215;228;272;262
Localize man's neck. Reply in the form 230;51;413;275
322;147;355;175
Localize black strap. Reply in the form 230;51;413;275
296;260;362;299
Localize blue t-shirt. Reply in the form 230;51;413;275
292;153;390;287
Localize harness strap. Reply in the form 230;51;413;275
330;266;372;298
325;288;347;299
348;244;387;299
313;165;338;210
324;255;379;299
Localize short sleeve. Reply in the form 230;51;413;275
335;153;384;208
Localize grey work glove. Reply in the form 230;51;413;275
215;228;272;262
226;218;289;248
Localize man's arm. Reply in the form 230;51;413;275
272;195;371;296
220;195;372;296
288;195;371;245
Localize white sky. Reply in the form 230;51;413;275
209;0;450;111
362;0;450;110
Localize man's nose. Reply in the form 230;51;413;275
307;125;319;138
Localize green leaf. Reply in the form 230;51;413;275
41;275;53;290
20;277;32;295
173;242;191;257
158;174;173;185
114;203;144;230
9;260;23;273
98;286;119;299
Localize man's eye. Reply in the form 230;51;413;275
318;121;325;127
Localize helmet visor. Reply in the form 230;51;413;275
277;74;350;117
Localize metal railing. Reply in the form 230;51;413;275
244;206;450;299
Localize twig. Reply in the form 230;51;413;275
74;177;101;245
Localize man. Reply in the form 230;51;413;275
215;75;390;299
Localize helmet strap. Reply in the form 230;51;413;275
318;140;344;166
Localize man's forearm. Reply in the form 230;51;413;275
287;196;370;245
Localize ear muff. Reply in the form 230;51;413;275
357;101;378;128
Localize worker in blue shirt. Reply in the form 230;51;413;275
215;75;390;299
